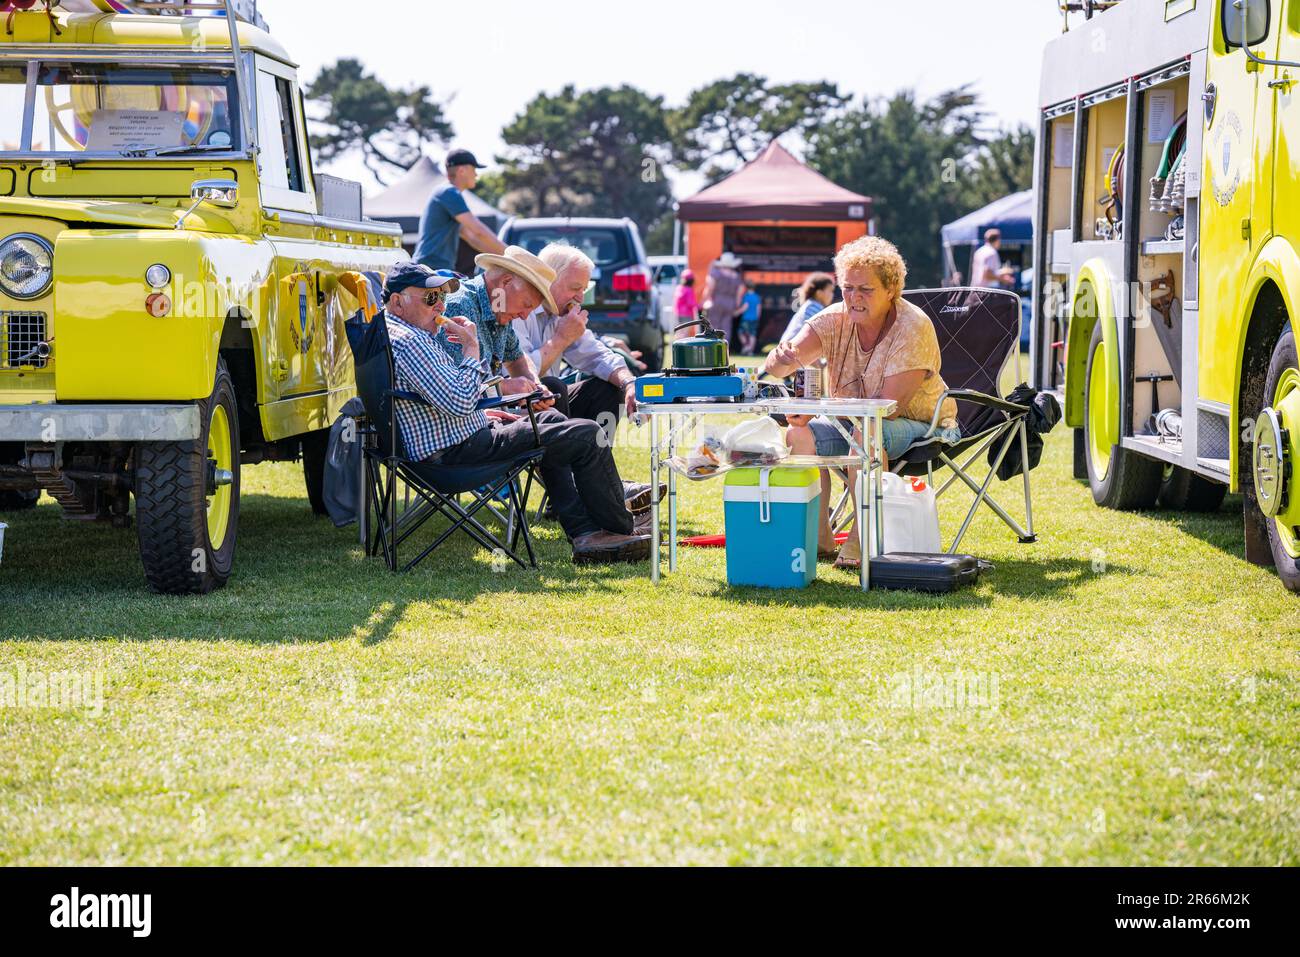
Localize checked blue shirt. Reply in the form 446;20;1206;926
439;274;524;373
386;312;489;460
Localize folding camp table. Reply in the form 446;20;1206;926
637;397;896;591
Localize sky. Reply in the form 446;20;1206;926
256;0;1068;197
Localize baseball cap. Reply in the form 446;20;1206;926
383;262;461;298
446;148;486;169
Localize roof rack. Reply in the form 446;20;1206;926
83;1;266;30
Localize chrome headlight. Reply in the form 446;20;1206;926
0;233;54;300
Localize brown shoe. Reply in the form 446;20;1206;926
633;510;655;535
572;530;652;564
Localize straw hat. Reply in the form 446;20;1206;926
474;245;559;314
716;251;742;269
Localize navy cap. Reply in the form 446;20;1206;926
445;148;486;169
383;262;461;297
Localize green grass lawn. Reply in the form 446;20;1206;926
1;396;1298;864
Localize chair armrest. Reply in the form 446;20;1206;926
944;389;1031;415
919;388;1028;439
385;387;432;408
475;390;545;411
480;375;505;395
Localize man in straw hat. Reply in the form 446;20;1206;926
388;255;650;564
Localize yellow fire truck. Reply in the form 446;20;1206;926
0;0;404;592
1034;0;1300;589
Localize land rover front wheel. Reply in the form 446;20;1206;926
1083;322;1161;509
134;358;241;594
1252;326;1300;591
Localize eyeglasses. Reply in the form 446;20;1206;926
422;289;451;306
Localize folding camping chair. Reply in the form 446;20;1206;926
829;287;1037;553
343;273;545;572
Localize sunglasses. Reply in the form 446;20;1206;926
422;289;451;306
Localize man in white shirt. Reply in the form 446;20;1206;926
970;228;1016;288
512;243;641;445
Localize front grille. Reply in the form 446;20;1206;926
1;312;48;369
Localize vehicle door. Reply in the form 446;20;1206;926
255;55;326;405
1200;0;1282;404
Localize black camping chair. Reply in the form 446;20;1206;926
344;275;545;572
830;287;1037;553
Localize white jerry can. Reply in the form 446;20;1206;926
858;472;941;556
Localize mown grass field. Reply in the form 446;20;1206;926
1;380;1298;865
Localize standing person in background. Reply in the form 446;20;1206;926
414;148;507;272
738;281;762;355
780;272;836;343
673;269;698;331
698;251;744;345
970;228;1016;288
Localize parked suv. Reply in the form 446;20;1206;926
498;217;663;371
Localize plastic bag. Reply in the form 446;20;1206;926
682;429;726;478
723;418;788;466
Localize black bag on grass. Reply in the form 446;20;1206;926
867;552;988;592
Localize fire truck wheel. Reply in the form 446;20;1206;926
301;427;330;516
1084;321;1161;509
1158;465;1227;511
134;357;241;594
0;488;39;511
1258;326;1300;590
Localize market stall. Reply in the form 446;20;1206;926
677;142;871;345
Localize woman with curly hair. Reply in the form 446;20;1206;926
763;236;960;568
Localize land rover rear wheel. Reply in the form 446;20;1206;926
1252;326;1300;591
301;427;330;516
1083;322;1161;509
134;357;240;594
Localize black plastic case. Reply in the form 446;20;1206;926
867;552;984;592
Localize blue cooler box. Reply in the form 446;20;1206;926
723;467;820;588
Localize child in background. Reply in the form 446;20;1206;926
738;281;762;355
673;268;699;334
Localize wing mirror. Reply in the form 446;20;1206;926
175;178;239;230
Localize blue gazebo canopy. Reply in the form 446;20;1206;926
941;190;1034;246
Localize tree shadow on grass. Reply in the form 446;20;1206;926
0;494;644;645
704;555;1135;611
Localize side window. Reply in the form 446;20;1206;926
275;76;304;193
255;67;309;203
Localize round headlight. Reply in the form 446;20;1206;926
145;263;171;289
0;233;54;300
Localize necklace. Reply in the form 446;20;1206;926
836;305;896;396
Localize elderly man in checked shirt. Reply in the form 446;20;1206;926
382;261;652;564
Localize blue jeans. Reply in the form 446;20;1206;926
808;415;961;461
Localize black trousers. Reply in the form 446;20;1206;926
541;375;624;447
435;410;633;540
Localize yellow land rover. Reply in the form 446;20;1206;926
1033;0;1300;590
0;2;403;592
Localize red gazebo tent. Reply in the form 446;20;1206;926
677;142;871;342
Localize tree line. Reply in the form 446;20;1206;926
305;60;1034;286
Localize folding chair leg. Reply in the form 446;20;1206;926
1017;420;1037;542
941;428;1030;552
394;465;538;572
